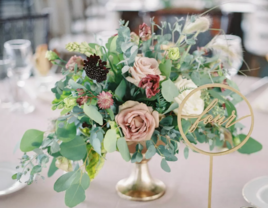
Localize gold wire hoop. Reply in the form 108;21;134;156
177;83;254;157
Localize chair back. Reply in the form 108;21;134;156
0;12;49;57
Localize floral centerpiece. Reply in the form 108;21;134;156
13;16;262;207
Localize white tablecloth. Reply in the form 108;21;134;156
0;76;267;208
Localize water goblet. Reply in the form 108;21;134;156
4;39;35;114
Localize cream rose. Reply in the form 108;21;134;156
126;57;165;86
173;76;204;116
115;101;159;141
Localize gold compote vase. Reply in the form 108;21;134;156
116;142;166;201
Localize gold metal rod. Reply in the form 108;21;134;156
208;156;213;208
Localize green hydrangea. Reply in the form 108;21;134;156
168;47;180;60
64;97;77;109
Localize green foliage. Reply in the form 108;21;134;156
238;134;262;154
155;94;167;113
114;79;127;102
103;129;117;152
83;103;103;125
184;146;189;159
85;145;105;180
65;184;86;208
20;129;44;152
159;59;172;78
145;145;156;159
117;137;131;162
161;158;171;172
161;79;179;102
48;158;58;177
56;121;77;142
60;136;87;161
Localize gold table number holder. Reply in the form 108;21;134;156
177;84;254;208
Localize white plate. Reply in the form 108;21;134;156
243;176;268;208
0;161;27;196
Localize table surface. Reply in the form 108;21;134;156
0;75;267;208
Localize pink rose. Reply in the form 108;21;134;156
138;74;160;98
115;101;159;142
139;23;151;41
66;55;84;71
126;57;165;86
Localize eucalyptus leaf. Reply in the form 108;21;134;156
145;145;156;159
117;137;131;162
103;129;117;152
56;122;77;142
65;184;86;208
20;129;44;152
48;158;58;177
161;158;171;172
163;102;179;114
115;79;127;101
60;136;87;161
184;146;189;159
238;134;262;154
161;79;179;102
54;171;79;192
69;79;86;90
84;104;103;125
159;59;172;78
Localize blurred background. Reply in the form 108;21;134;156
1;0;268;77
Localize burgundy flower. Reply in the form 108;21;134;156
138;74;160;98
84;54;109;83
77;88;85;96
76;96;89;106
139;23;151;41
97;91;114;109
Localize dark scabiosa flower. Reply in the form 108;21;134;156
83;54;109;82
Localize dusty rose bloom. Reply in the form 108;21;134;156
139;23;151;41
126;57;165;86
76;96;89;106
138;74;160;98
115;101;159;142
97;91;114;109
66;55;84;71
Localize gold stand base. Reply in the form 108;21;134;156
116;160;166;201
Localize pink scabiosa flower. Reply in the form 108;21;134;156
138;74;160;98
66;55;84;71
76;96;89;106
139;23;151;41
97;91;114;109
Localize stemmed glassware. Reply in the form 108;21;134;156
4;39;35;114
213;35;243;78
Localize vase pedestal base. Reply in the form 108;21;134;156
116;160;166;201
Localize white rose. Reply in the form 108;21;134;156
126;57;165;86
55;157;73;172
173;76;204;116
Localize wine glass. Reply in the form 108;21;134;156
4;39;35;114
213;35;243;78
0;56;13;109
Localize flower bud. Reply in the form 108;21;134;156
168;47;180;60
45;51;59;61
130;32;139;45
55;157;73;172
